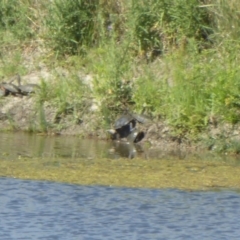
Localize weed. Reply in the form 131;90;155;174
46;0;102;55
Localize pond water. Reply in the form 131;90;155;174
0;132;229;160
0;131;144;159
0;177;240;240
1;132;240;239
0;132;112;159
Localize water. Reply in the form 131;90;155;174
0;132;231;160
0;132;112;159
0;132;173;160
0;132;147;159
0;177;240;240
1;133;240;239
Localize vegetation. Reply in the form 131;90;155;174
1;156;240;190
1;0;240;142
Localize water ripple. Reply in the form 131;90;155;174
0;178;240;240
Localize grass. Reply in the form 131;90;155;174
1;0;240;146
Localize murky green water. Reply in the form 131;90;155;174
1;132;240;190
0;132;113;159
0;131;235;161
1;132;240;239
0;131;157;159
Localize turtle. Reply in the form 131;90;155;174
114;114;136;131
16;74;40;95
0;88;5;97
131;113;149;124
114;112;148;129
18;83;40;95
111;112;149;140
133;131;145;143
0;81;20;96
126;129;145;143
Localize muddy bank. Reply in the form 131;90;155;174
0;93;193;151
1;72;240;154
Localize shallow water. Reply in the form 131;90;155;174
1;132;240;190
0;132;235;160
0;131;144;159
0;132;113;159
0;177;240;240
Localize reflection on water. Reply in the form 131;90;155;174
0;132;110;159
0;177;240;240
0;132;149;160
1;132;240;161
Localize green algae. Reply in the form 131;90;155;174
1;157;240;190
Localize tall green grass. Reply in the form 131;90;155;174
1;0;240;139
0;0;32;40
44;0;213;57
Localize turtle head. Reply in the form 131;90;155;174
16;74;21;86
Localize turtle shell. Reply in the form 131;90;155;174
131;113;149;124
18;84;40;95
114;112;149;129
114;114;135;130
0;82;20;95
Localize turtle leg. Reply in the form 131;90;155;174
1;87;9;96
129;120;137;132
134;131;145;143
